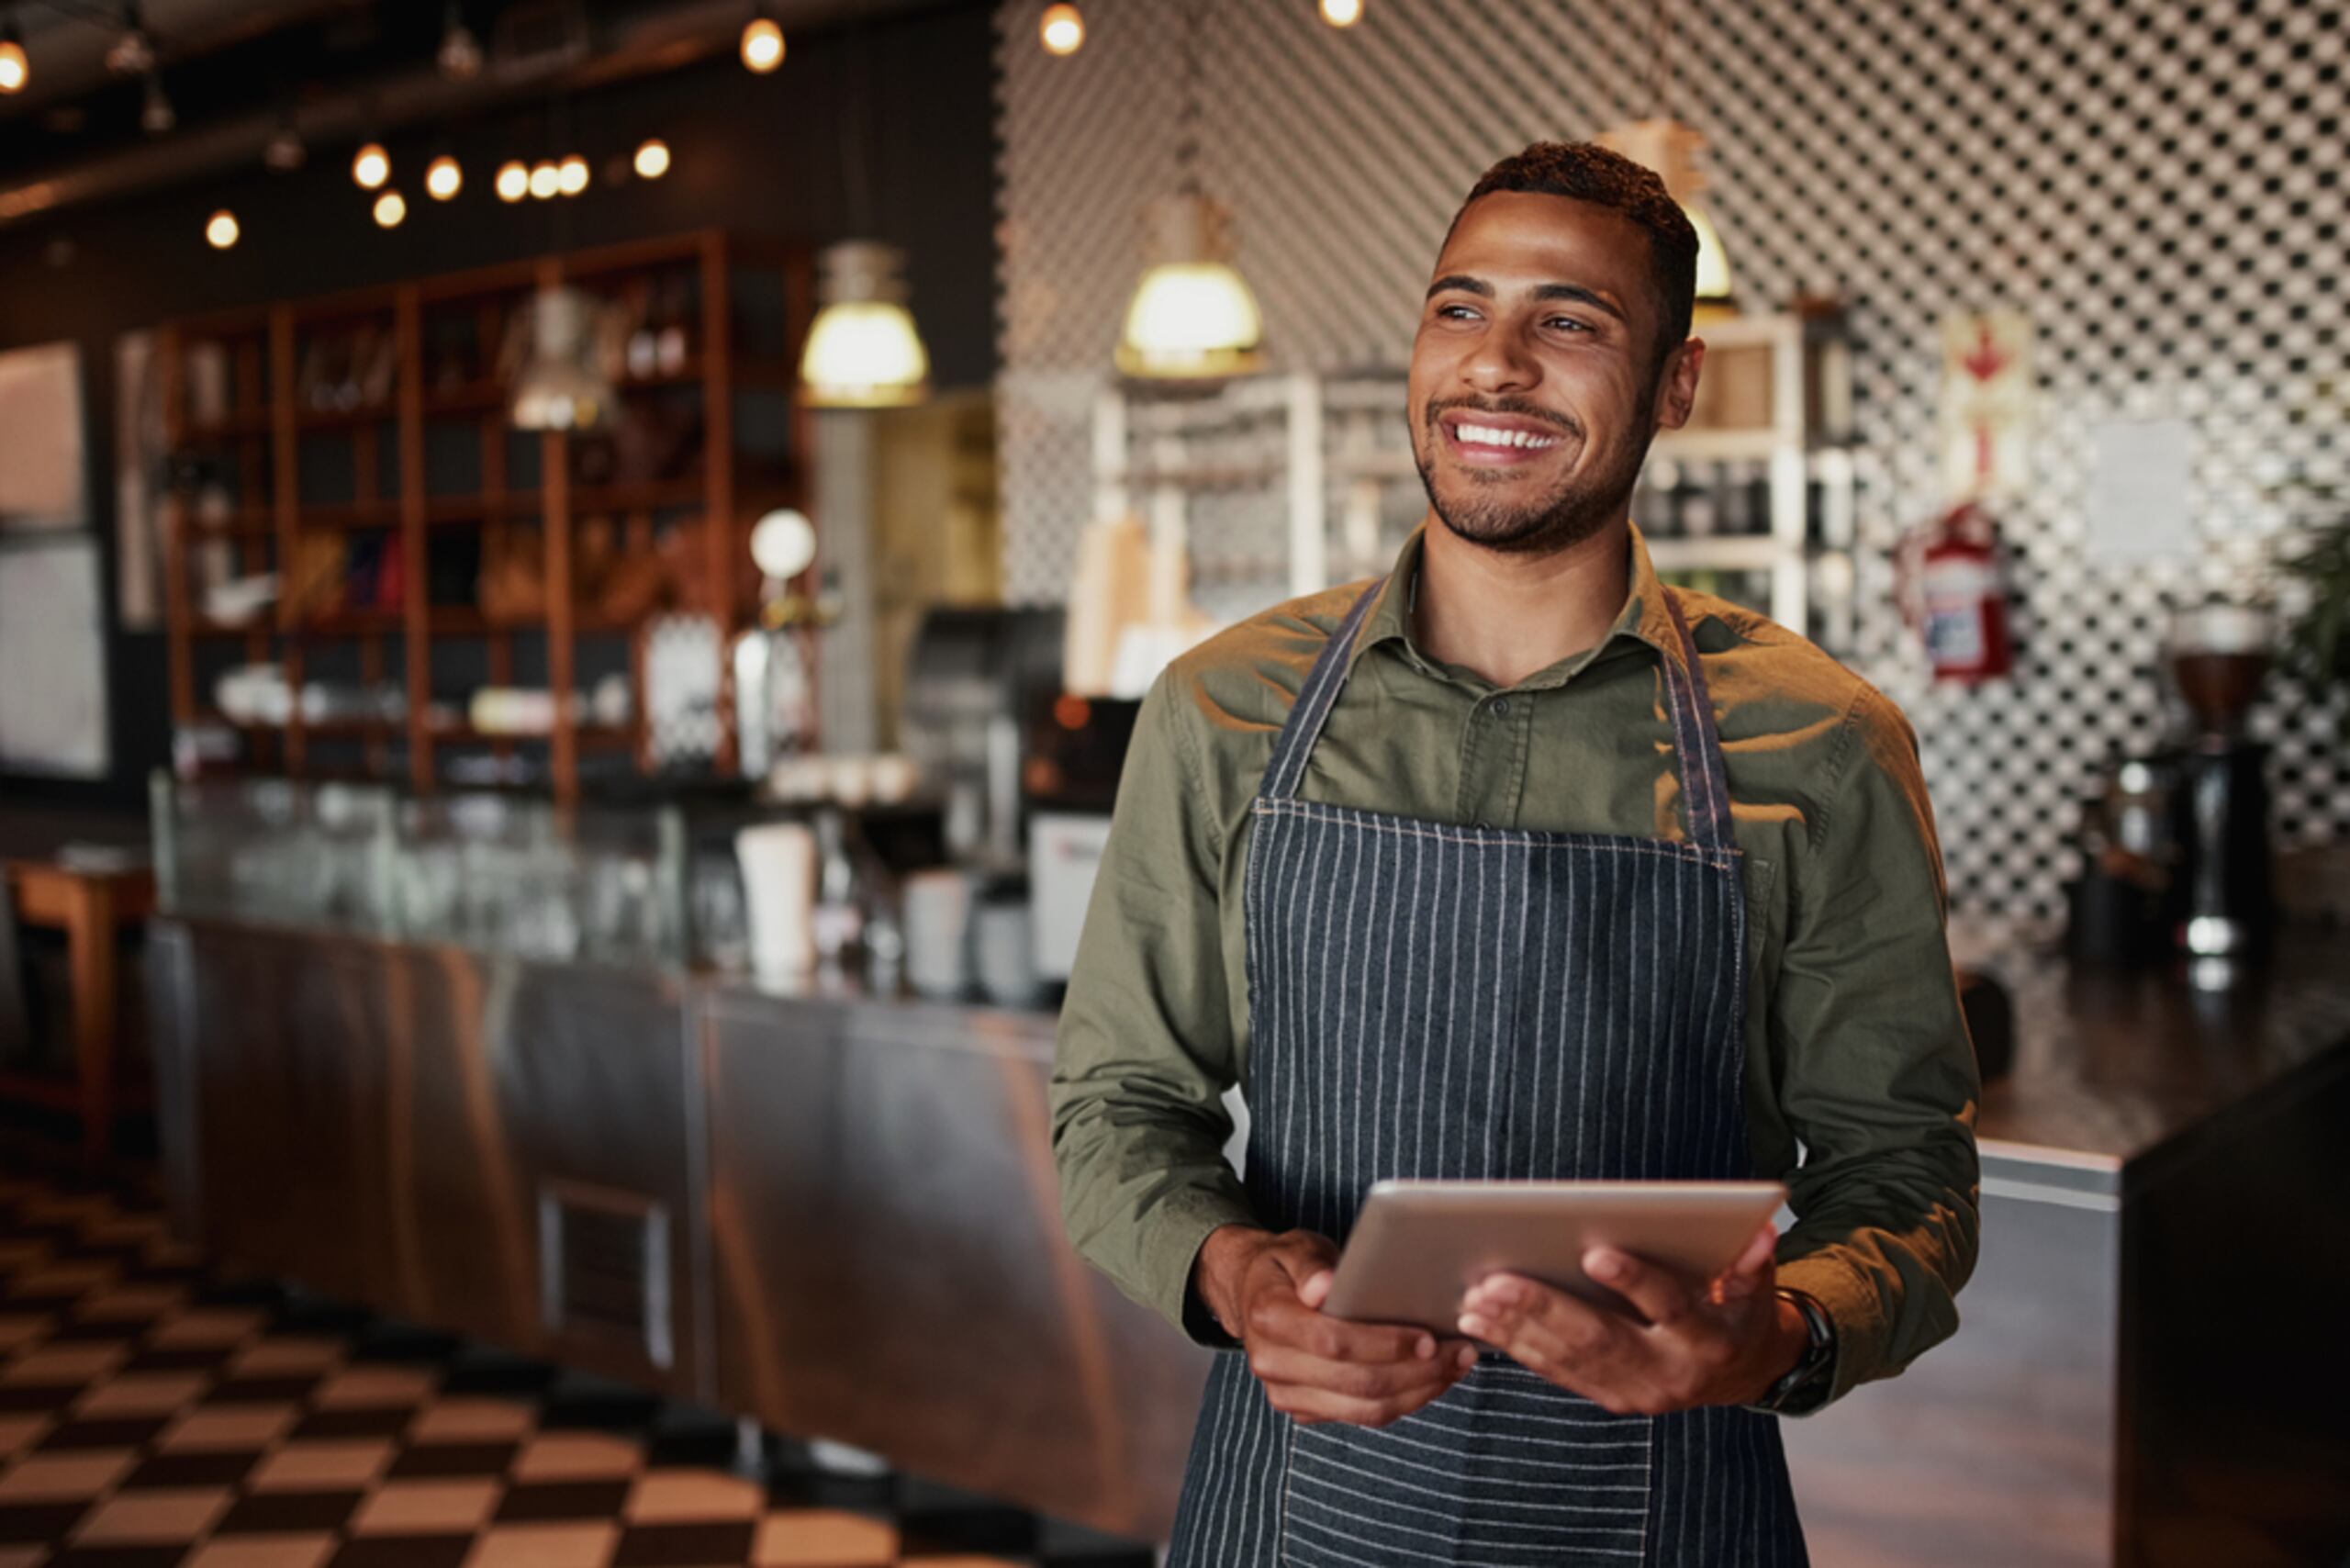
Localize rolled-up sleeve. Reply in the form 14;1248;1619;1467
1769;687;1983;1408
1051;667;1257;1342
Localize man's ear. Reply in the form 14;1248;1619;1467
1652;337;1707;431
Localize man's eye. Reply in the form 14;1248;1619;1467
1437;304;1480;321
1549;317;1593;333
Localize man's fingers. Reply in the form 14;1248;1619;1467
1296;1269;1334;1310
1713;1223;1778;1303
1583;1249;1696;1327
1461;1275;1627;1355
1248;1341;1460;1402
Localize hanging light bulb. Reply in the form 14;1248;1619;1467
139;71;174;133
633;139;670;180
106;3;154;76
1119;193;1264;378
263;116;306;172
205;210;240;251
436;3;483;81
800;241;931;409
1595;118;1736;317
373;190;407;229
352;142;390;190
1319;0;1364;25
0;19;28;95
1039;4;1084;55
556;154;589;196
511;286;614;431
425;155;463;201
529;160;560;199
740;8;784;73
495;160;530;202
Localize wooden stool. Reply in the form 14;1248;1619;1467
0;857;157;1167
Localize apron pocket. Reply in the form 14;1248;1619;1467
1280;1362;1654;1567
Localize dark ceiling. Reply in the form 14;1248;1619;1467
0;0;959;226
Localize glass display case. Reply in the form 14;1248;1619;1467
151;773;686;965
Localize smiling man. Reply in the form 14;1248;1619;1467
1052;141;1980;1566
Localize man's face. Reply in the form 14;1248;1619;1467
1407;190;1700;556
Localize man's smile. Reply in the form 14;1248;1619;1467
1432;406;1578;470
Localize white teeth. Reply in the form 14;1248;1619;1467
1454;421;1558;451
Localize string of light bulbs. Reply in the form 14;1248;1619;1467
1037;0;1367;57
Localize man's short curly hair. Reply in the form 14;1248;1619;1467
1442;140;1699;376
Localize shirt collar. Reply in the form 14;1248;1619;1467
1348;521;1686;686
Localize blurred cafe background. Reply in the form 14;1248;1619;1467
0;1;2345;1565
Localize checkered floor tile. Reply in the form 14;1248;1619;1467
0;1160;1156;1568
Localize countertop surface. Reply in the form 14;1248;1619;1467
1966;926;2350;1167
159;908;2350;1170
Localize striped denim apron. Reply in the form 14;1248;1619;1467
1166;581;1807;1568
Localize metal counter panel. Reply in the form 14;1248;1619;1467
701;987;1211;1541
1782;1175;2121;1568
151;919;706;1400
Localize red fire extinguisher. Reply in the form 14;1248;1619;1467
1900;500;2013;684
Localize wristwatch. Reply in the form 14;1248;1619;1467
1751;1286;1836;1415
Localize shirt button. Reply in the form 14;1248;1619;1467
1491;698;1510;717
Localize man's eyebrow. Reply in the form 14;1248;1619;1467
1424;274;1493;300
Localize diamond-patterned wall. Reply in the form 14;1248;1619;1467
993;0;2348;922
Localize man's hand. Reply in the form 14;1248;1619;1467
1455;1223;1807;1416
1195;1225;1477;1428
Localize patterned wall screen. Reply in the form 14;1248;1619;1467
993;0;2347;923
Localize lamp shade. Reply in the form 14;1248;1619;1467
1117;192;1263;379
800;242;930;409
1682;200;1734;305
510;286;614;431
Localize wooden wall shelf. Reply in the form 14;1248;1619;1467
159;230;816;804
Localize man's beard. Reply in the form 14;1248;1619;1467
1412;395;1650;558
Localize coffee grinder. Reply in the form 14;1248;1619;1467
2165;601;2276;970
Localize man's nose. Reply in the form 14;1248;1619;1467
1460;325;1539;396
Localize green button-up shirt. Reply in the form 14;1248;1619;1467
1050;523;1980;1408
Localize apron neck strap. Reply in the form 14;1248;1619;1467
1258;576;1739;854
1659;587;1737;852
1260;582;1383;803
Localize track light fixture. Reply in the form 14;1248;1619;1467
263;115;306;172
106;2;155;76
139;70;173;133
436;3;483;81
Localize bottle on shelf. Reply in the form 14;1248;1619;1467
1678;463;1719;538
810;807;865;970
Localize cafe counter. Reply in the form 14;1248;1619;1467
148;903;2350;1562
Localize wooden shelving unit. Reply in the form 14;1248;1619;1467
159;231;813;804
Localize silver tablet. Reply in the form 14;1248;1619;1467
1321;1179;1789;1333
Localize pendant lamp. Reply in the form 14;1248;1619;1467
1595;118;1735;318
1117;0;1263;379
800;242;931;409
510;286;614;431
799;18;931;409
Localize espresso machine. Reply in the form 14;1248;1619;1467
2166;601;2276;969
